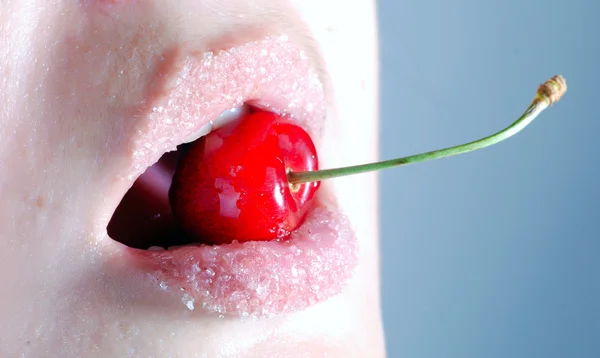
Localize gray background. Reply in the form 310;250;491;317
378;0;599;357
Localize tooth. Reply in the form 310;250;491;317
147;246;166;251
182;105;250;144
166;244;202;250
214;106;249;125
182;123;212;144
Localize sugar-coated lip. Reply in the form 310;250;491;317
125;199;358;317
102;35;358;317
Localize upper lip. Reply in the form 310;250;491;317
91;22;357;318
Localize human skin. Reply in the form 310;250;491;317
0;0;383;357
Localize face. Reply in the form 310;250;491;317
0;0;382;356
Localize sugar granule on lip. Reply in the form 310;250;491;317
130;36;326;181
146;206;358;318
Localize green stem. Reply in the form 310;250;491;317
288;75;566;185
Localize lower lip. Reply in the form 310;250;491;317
125;197;358;318
105;36;358;318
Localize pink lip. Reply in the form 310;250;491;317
102;36;358;318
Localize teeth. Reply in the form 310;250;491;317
167;244;198;250
217;105;249;124
182;105;249;144
147;246;166;251
147;245;202;251
182;123;212;144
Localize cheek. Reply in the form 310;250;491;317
298;0;381;318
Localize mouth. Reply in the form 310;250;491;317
100;36;358;318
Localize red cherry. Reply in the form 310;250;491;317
168;76;566;246
169;110;320;245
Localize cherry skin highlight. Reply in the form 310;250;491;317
169;110;320;245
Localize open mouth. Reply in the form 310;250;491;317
107;105;252;250
102;36;358;318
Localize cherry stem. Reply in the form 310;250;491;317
288;75;567;185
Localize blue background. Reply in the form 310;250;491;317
378;0;600;357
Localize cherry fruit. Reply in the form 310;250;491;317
169;110;319;245
170;75;566;246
